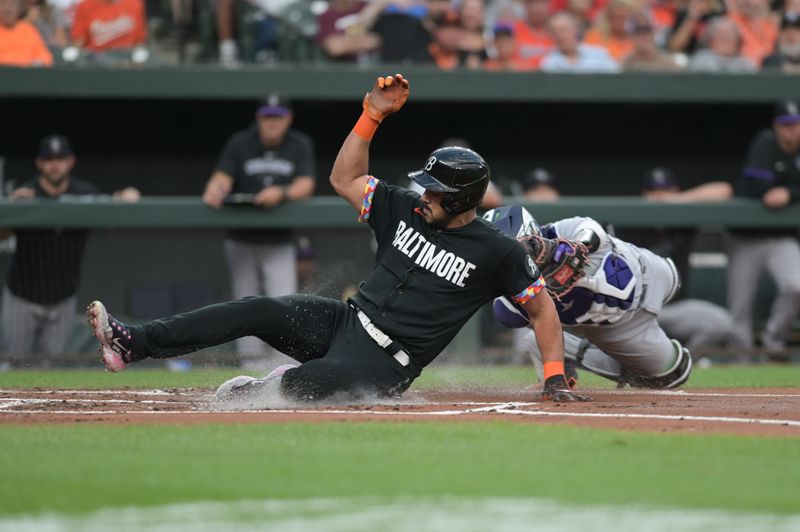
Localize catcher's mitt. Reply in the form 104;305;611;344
521;234;589;298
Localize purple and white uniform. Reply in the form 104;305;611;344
494;216;687;385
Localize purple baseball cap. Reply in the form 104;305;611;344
257;94;292;117
774;100;800;125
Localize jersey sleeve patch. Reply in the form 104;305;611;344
358;176;380;223
512;275;546;304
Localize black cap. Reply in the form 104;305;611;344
643;167;678;190
523;167;557;190
256;94;292;117
774;100;800;125
780;11;800;30
38;134;73;158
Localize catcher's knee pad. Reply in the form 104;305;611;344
627;340;692;389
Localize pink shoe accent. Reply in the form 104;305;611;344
266;363;298;379
100;346;126;372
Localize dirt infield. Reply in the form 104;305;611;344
1;387;799;437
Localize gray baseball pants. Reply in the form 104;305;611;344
725;235;800;349
0;288;76;357
525;252;681;381
224;239;297;358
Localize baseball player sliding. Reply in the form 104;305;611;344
86;74;589;403
487;205;692;389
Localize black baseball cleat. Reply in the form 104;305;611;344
86;300;133;372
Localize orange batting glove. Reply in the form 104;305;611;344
362;73;410;123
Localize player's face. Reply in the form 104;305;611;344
36;156;74;185
774;120;800;151
418;190;451;226
257;114;292;147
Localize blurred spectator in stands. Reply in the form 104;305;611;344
667;0;725;55
563;0;596;33
485;22;530;69
0;135;139;364
623;16;683;70
688;17;757;71
428;9;466;68
522;167;560;202
511;0;554;69
372;0;434;64
427;6;487;70
761;11;800;71
486;0;524;28
0;0;53;66
726;101;800;361
215;0;292;66
583;0;637;61
615;167;742;358
728;0;779;65
70;0;148;62
216;0;237;65
315;0;382;63
540;11;619;71
457;0;489;68
202;95;316;364
23;0;67;48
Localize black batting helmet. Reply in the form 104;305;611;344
408;146;490;215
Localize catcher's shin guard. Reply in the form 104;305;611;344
625;340;693;389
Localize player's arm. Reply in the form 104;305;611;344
330;73;409;211
202;171;234;209
254;175;316;208
653;181;733;203
521;294;590;402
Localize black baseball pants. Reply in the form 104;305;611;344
128;295;421;401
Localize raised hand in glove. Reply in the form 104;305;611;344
541;374;592;402
522;235;589;298
363;73;410;123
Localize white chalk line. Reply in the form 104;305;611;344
3;400;799;428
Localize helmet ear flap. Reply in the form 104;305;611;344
441;181;490;215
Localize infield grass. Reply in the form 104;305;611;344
0;364;798;390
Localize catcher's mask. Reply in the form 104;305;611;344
408;146;490;216
482;205;542;239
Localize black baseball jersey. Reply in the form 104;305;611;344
350;178;545;366
6;177;99;304
215;125;316;243
735;128;800;236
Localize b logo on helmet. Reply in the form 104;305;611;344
424;156;437;172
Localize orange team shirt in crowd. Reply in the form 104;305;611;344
0;20;53;66
484;57;533;71
71;0;147;52
727;12;778;65
512;20;553;69
583;28;634;60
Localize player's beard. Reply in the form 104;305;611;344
43;173;68;188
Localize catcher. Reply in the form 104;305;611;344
486;205;692;389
